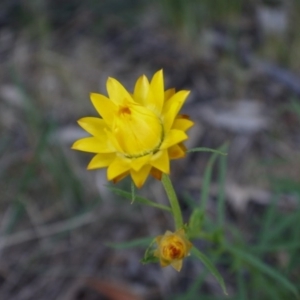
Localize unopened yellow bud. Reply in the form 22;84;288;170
154;229;192;271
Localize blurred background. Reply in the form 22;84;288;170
1;0;300;299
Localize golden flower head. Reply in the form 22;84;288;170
72;70;193;188
154;229;192;271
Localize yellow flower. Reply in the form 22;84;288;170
72;70;193;188
154;229;192;271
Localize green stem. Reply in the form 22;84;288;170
161;174;183;229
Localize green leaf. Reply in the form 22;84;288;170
141;255;159;264
105;236;153;249
217;145;228;227
200;151;219;210
261;211;299;245
141;237;159;264
108;186;172;212
182;192;197;209
226;245;299;298
131;180;136;203
252;241;300;253
191;247;227;295
188;208;205;238
187;147;227;156
199;143;228;212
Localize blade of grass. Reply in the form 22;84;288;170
131;180;136;203
200;151;219;210
6;125;53;233
258;194;280;246
237;269;248;300
287;213;300;273
43;144;87;213
255;274;285;300
217;144;228;227
182;192;197;209
225;245;299;298
108;187;171;212
105;236;153;249
199;143;228;211
191;247;227;295
187;147;227;156
252;241;300;253
261;211;299;245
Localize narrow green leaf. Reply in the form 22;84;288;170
253;241;300;252
259;195;280;246
105;236;153;249
200;151;219;210
131;180;136;204
226;245;299;298
182;192;197;209
191;247;227;295
141;255;159;264
237;269;247;300
141;237;159;264
217;144;228;227
187;147;227;156
188;208;205;238
108;187;172;212
262;212;299;245
199;143;229;213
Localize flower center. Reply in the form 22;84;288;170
113;101;163;158
119;106;131;116
162;240;184;260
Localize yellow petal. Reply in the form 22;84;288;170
90;93;117;127
173;116;194;132
176;228;186;237
162;90;190;132
164;230;173;236
87;153;115;169
150;69;164;113
106;77;134;105
107;156;130;180
151;150;170;174
150;167;162;180
71;137;112;153
105;129;124;154
113;171;130;184
153;249;159;258
160;258;171;267
133;75;150;105
164;88;175;101
130;164;152;188
130;155;151;172
155;235;163;244
161;129;187;149
168;144;186;159
171;260;183;272
77;117;107;138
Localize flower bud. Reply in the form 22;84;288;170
154;229;192;271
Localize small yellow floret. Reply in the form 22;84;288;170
154;229;192;271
